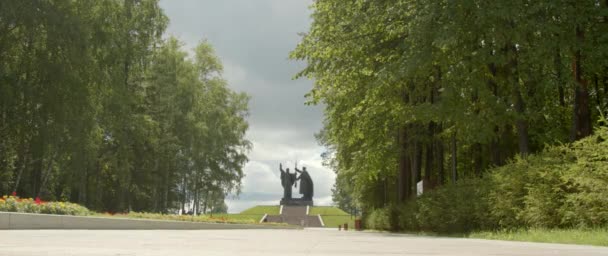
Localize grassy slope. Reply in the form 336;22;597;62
469;229;608;247
239;205;280;215
310;206;355;229
309;206;348;215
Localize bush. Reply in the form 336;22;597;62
364;126;608;233
0;196;90;216
364;206;394;231
416;178;494;233
488;148;570;228
560;126;608;227
364;179;494;234
488;126;608;229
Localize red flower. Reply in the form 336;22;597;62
35;197;42;205
11;191;16;196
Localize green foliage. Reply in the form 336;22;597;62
0;1;249;214
366;179;493;234
293;0;608;224
408;179;494;233
364;207;393;231
489;126;608;229
560;127;608;227
366;126;608;233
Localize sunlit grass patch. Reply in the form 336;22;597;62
320;215;356;229
469;228;608;246
309;206;348;215
308;206;356;229
240;205;280;215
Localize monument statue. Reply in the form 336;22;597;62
279;162;314;206
295;166;314;201
279;163;297;200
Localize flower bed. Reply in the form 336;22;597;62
0;195;90;216
0;195;284;226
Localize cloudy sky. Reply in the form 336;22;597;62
158;0;334;213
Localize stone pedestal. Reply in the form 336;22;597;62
280;198;313;206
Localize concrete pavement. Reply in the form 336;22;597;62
0;229;607;255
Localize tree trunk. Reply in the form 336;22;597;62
194;185;199;215
594;75;601;109
451;131;457;184
413;140;423;184
571;26;592;141
78;165;87;205
12;144;29;194
30;136;44;197
398;127;411;201
603;76;608;113
203;190;210;214
556;51;565;107
604;76;608;110
39;152;57;198
473;143;483;177
436;139;445;186
436;123;445;186
181;177;187;214
490;127;501;166
514;87;530;156
425;144;433;182
425;123;435;185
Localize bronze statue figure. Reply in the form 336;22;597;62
295;166;314;201
279;162;314;206
279;163;297;200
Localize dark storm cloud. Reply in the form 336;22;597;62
159;0;334;212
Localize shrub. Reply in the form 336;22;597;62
403;178;494;234
364;179;494;234
560;126;608;227
488;148;570;228
364;206;393;231
363;126;608;233
488;126;608;229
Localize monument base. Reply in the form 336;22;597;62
280;198;313;206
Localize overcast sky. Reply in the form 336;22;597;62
158;0;334;213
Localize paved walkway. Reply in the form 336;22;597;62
0;229;607;255
265;206;322;227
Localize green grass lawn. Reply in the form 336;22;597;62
320;215;356;229
239;205;280;215
309;206;349;215
309;206;356;229
469;228;608;247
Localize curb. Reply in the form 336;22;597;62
0;212;301;230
